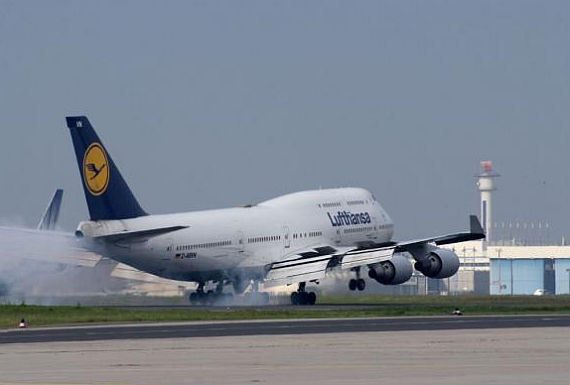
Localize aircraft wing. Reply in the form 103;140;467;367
395;215;485;249
264;244;394;286
264;215;484;286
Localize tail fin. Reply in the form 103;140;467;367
66;116;147;221
469;215;485;236
37;189;63;230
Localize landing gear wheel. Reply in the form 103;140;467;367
205;290;216;305
356;278;366;291
189;292;198;304
307;292;316;305
348;279;357;291
291;291;317;305
291;292;299;305
290;281;317;306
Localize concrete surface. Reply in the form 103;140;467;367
0;327;568;385
3;315;570;344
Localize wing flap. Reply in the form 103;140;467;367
265;255;333;286
341;248;394;269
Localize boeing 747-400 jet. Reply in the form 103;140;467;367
67;116;485;305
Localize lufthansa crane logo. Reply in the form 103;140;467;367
82;143;109;196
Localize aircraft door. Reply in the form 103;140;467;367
334;228;342;245
282;226;291;249
164;238;175;260
234;231;245;253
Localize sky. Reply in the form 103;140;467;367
0;0;569;241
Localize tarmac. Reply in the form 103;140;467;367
1;314;570;344
1;325;569;385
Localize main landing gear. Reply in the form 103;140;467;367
189;281;233;305
189;280;270;306
290;282;317;305
348;267;366;291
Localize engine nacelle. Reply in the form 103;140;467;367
368;253;413;285
414;248;460;279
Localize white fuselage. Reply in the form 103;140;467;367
80;188;394;283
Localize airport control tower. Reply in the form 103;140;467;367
476;161;500;243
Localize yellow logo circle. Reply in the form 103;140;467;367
82;143;109;196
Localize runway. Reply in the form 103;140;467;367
2;314;569;344
1;326;569;385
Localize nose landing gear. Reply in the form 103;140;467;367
290;282;317;305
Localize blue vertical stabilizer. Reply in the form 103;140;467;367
66;116;147;221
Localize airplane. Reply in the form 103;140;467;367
37;189;64;231
66;116;485;305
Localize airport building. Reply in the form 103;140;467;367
441;161;570;296
444;240;570;295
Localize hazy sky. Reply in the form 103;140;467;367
0;0;569;241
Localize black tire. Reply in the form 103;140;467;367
307;292;316;305
205;291;216;305
189;292;198;304
356;278;366;291
299;292;308;305
291;292;299;305
348;279;357;291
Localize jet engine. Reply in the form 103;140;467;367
413;248;460;279
368;253;413;285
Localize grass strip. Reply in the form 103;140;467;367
1;294;569;329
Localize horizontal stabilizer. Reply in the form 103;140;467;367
94;226;188;242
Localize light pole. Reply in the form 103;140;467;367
510;259;514;295
497;249;502;294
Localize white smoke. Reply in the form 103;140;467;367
0;225;123;304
